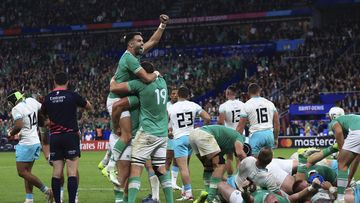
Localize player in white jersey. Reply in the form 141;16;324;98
168;86;211;200
227;147;281;194
165;88;182;190
7;90;53;203
237;83;280;155
218;85;245;176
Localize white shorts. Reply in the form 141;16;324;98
106;97;130;119
267;160;290;186
229;190;244;203
109;132;119;150
271;158;293;175
343;130;360;154
189;128;220;157
119;144;132;161
131;130;167;166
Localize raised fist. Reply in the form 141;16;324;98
160;14;169;24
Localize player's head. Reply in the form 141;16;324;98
6;90;24;107
248;83;261;97
226;85;236;100
328;107;345;120
177;86;189;100
140;61;155;73
170;87;178;103
124;32;144;55
257;147;273;167
54;72;69;88
264;193;281;203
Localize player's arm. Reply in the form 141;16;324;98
110;78;131;95
135;68;159;83
84;100;93;111
288;180;320;203
143;14;169;54
9;119;23;137
234;141;247;160
236;117;247;134
217;112;225;125
273;111;280;148
200;110;211;125
332;122;344;149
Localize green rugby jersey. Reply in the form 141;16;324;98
306;164;337;184
128;77;168;137
252;190;290;203
328;114;360;136
108;51;141;99
200;125;245;154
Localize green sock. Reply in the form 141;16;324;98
114;186;124;203
159;172;174;203
207;177;221;201
123;195;128;203
337;170;348;201
203;170;212;192
322;144;339;157
113;140;127;159
128;177;141;203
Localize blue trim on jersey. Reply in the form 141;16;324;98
16;143;41;162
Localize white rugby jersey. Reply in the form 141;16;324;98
168;100;203;139
218;99;244;129
240;96;277;134
235;156;280;193
167;101;176;128
11;98;41;145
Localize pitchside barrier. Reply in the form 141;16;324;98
278;136;336;148
1;136;336;152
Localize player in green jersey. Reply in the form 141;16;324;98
110;62;173;203
328;107;360;202
189;125;247;202
102;14;169;202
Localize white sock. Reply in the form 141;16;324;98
60;187;64;201
149;175;160;200
102;147;112;165
105;155;116;171
171;166;179;186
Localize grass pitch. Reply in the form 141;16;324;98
0;149;359;202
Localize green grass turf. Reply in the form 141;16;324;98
0;149;359;202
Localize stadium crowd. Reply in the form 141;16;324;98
1;18;359;139
0;0;310;29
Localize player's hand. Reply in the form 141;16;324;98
274;139;278;148
168;132;174;139
160;14;169;24
7;128;12;137
47;156;53;166
321;181;332;190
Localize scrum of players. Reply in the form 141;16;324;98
6;14;360;203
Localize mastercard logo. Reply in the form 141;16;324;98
280;139;292;148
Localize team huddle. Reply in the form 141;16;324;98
6;14;360;203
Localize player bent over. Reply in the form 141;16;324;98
189;125;247;202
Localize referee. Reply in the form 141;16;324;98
41;72;92;203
